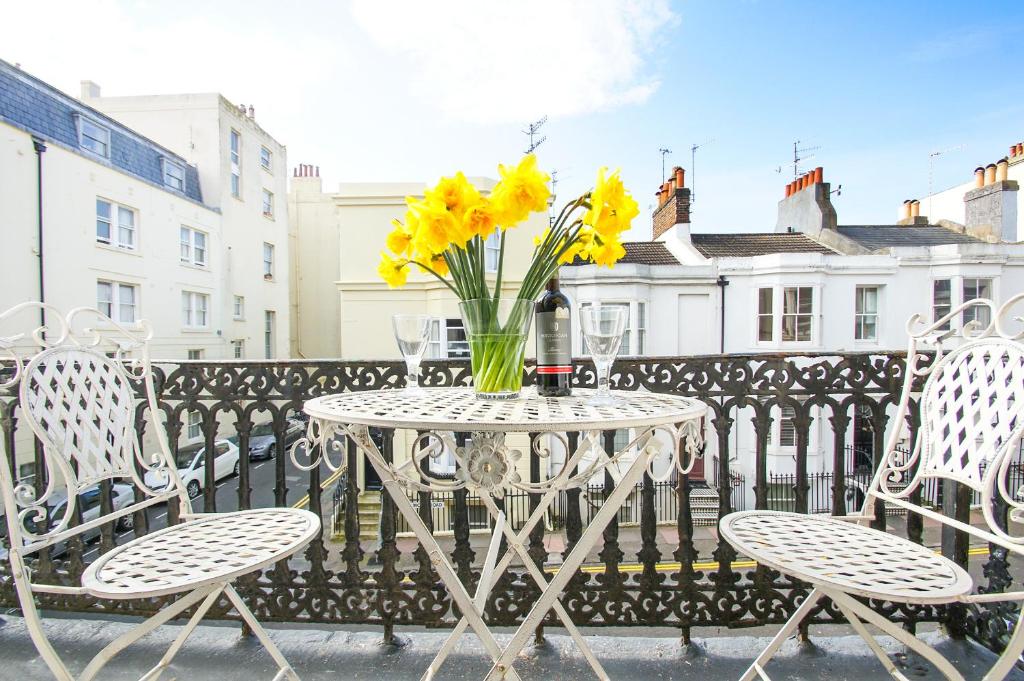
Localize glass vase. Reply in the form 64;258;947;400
459;298;533;400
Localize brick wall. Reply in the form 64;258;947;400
653;187;691;239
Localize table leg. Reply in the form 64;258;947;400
346;427;524;681
484;446;653;680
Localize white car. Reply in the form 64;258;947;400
145;439;240;499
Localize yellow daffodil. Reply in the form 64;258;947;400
463;200;498;240
588;234;626;268
490;154;551;228
425;171;480;221
558;228;595;264
378;252;409;288
410;198;458;255
386;219;414;256
428;252;449;277
584;167;639;238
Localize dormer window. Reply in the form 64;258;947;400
162;157;186;192
75;114;110;158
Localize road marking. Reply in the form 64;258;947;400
540;545;993;575
290;466;346;510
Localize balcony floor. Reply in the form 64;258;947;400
1;613;1021;680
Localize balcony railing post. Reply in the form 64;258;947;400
752;406;771;510
597;430;625;617
527;433;546;643
375;428;402;645
235;415;253;511
829;405;850;516
342;436;365;584
451;433;474;585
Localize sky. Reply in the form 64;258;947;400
3;0;1023;240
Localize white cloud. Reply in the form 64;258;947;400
350;0;678;123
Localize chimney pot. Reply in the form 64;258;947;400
1017;143;1023;156
901;200;912;221
910;200;920;218
975;167;985;188
1012;145;1018;158
785;184;792;198
997;158;1009;182
813;167;823;184
985;163;997;185
316;166;320;177
674;166;685;188
247;105;255;119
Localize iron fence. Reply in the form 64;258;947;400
0;353;1017;656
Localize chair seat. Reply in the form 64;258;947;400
719;511;973;604
81;508;320;599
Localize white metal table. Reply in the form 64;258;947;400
295;387;706;681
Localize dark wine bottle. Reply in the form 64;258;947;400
535;276;572;397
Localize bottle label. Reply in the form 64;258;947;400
536;309;572;373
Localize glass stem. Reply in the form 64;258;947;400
406;358;421;389
595;358;610;398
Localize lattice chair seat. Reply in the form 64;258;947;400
83;509;320;599
721;511;972;604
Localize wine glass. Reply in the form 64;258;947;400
580;305;627;406
392;314;432;394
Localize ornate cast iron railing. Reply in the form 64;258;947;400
0;353;1016;656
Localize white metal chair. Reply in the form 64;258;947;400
0;303;320;681
720;295;1024;681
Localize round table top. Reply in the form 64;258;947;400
303;387;706;433
719;511;973;604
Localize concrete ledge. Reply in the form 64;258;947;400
0;613;1022;680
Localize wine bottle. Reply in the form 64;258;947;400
535;276;572;397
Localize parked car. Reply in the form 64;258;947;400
144;439;240;499
246;418;305;461
17;483;135;557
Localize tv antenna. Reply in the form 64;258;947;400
690;138;714;204
791;140;820;178
658;147;672;183
927;144;966;218
523;116;548;154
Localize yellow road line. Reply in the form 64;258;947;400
291;466;347;510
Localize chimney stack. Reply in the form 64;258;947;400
652;168;691;240
776;166;838;233
80;80;101;99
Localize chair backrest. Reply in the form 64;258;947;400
0;303;188;556
867;295;1024;551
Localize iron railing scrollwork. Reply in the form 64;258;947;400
0;353;1018;658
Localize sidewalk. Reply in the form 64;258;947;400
0;612;1020;680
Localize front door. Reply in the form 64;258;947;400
363;428;384;491
853;406;874;470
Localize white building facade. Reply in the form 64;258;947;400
560;165;1024;500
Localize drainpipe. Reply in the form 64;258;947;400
32;136;47;329
716;275;729;353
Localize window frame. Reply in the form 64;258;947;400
264;310;276;359
261;189;274;218
577;300;646;357
263;242;275;279
757;287;774;342
76;114;110;159
780;286;813;343
233;295;245;320
933;278;952;331
445;318;470;359
484;230;501;273
260;146;272;172
179;226;208;267
232;339;245;359
187;349;204;360
181;290;211;330
161;157;186;192
229;129;242;199
962;277;994;328
854;285;880;342
95;198;137;250
187;411;202;441
96;280;139;324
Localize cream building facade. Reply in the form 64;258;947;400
289;167;551;524
81;83;291;360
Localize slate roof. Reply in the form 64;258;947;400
0;59;204;204
563;241;681;266
836;225;983;251
690;233;836;258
